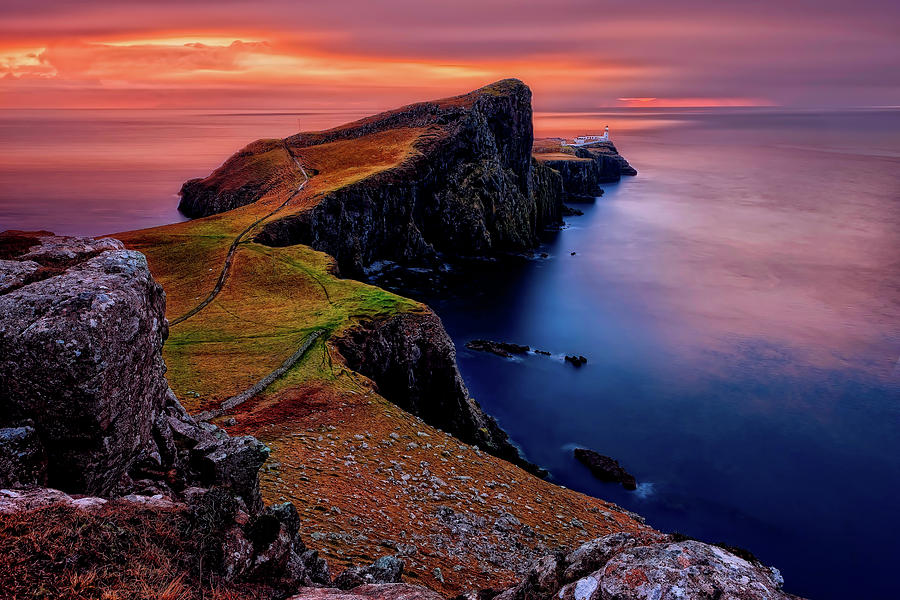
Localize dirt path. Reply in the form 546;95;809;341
170;143;309;326
169;143;322;419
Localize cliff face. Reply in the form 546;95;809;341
179;80;562;275
333;310;540;474
533;139;636;201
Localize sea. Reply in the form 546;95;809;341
1;106;898;599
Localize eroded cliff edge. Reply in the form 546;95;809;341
179;79;564;275
333;311;539;473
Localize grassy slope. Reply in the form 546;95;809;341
117;101;650;595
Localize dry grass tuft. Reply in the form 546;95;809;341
0;501;275;600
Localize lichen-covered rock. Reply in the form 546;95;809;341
489;534;803;600
0;233;169;495
334;556;404;590
289;583;443;600
333;309;542;475
0;259;40;293
561;532;638;581
0;232;331;593
598;540;792;600
0;424;47;488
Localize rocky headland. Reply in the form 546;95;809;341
532;138;636;201
1;81;803;599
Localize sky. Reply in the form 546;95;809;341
1;0;898;111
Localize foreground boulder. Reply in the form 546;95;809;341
0;232;168;495
489;533;802;600
0;231;332;595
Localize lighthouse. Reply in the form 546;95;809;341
565;126;611;147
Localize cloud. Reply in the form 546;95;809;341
0;0;898;108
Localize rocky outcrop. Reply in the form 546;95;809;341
180;80;563;275
333;310;542;476
488;533;802;600
535;140;636;201
574;449;636;490
0;233;169;495
0;231;331;593
465;339;531;358
334;556;405;590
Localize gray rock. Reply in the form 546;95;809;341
599;540;792;599
562;532;637;581
0;259;40;293
334;556;404;590
0;424;47;488
195;434;269;512
0;236;169;495
289;584;442;600
493;534;803;600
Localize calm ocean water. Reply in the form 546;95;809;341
2;107;898;598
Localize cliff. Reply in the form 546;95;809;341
179;79;562;275
532;138;636;201
332;311;540;474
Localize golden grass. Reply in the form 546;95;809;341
0;502;275;600
114;97;651;594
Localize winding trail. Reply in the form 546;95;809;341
168;143;322;419
170;143;309;326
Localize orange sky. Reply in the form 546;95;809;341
1;1;897;110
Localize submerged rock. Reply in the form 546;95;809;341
574;448;637;490
564;355;587;366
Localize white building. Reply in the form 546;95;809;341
564;126;609;146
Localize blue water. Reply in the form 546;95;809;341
411;110;900;599
2;107;898;598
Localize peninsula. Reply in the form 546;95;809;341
1;80;801;600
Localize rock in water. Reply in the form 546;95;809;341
466;339;531;357
564;354;587;366
0;232;169;495
573;448;637;490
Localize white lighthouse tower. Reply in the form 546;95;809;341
565;125;610;147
